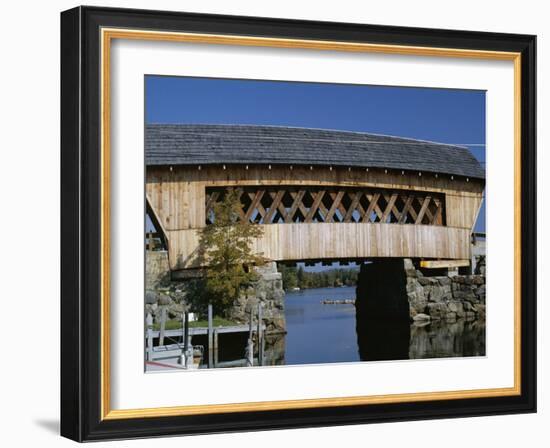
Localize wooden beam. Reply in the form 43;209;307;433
415;195;432;224
285;190;306;223
326;190;344;223
431;198;444;225
398;195;414;224
145;195;169;245
420;259;470;269
364;192;381;223
205;191;219;216
380;193;398;223
264;190;284;223
244;189;265;221
343;191;363;222
305;190;325;222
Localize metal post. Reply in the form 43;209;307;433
246;307;254;367
159;307;166;347
183;311;194;368
184;311;189;351
257;303;264;366
208;304;214;368
213;330;219;368
145;313;153;362
179;311;188;366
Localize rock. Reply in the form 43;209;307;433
437;276;452;286
168;302;184;315
145;291;157;304
158;294;172;305
447;301;464;314
464;311;476;320
270;317;286;332
418;276;432;286
472;276;485;285
452;290;465;300
427;302;448;320
408;293;427;314
228;262;286;332
463;301;477;312
429;285;445;302
413;313;431;321
445;312;457;322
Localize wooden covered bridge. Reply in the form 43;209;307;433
145;124;484;273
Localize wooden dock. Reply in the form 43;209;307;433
145;303;266;370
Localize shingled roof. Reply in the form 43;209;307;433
145;124;485;180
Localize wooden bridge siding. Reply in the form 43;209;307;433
146;166;484;232
445;193;483;229
145;170;205;230
165;224;471;270
145;166;482;270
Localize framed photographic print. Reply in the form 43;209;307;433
60;6;536;441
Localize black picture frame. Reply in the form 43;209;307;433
61;5;536;442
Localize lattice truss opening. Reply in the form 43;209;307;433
206;186;445;226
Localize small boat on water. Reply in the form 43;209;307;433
321;299;355;305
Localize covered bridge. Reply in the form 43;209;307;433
145;124;485;272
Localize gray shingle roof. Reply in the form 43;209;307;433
145;124;485;180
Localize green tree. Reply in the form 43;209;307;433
196;189;265;316
278;264;298;290
296;266;305;287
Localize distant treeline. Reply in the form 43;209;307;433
278;265;359;290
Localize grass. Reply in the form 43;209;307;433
153;317;238;331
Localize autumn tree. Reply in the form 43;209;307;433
196;189;265;316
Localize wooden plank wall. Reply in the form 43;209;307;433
445;194;484;229
166;224;471;270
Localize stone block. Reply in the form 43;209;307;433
429;285;445;302
445;312;457;322
413;313;431;322
427;302;448;320
145;291;157;304
437;276;452;286
158;294;172;305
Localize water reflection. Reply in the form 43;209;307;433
408;319;486;359
214;286;486;367
356;320;411;361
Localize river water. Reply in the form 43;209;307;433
283;286;485;365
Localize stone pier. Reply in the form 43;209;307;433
145;255;286;333
355;260;410;322
228;262;286;333
356;258;486;323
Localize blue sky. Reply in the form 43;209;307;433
145;75;486;234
